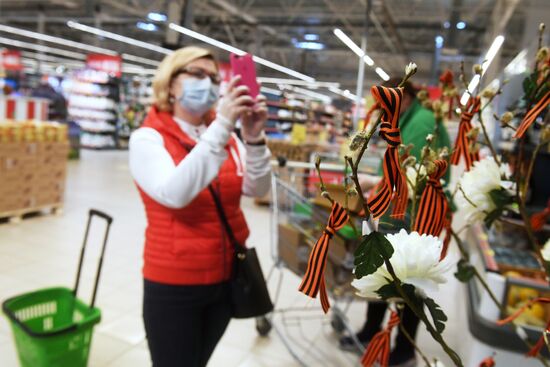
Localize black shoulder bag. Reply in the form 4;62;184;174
207;185;273;319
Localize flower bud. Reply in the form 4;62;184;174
424;161;436;175
540;23;546;32
321;191;330;199
426;134;435;143
315;155;322;167
541;125;550;142
481;88;496;99
347;188;358;196
405;62;418;76
416;89;429;101
473;64;483;75
500;111;514;124
439;147;450;159
402;156;417;167
467;127;480;140
422;100;432;109
536;47;549;62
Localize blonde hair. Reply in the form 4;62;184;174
152;46;218;112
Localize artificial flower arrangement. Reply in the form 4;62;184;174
298;24;550;367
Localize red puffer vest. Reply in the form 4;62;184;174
136;107;249;285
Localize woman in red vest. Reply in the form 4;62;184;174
129;46;271;367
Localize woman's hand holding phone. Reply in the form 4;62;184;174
241;94;267;142
217;75;254;124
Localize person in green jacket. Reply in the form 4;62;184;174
340;78;451;367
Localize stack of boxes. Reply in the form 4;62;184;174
0;121;69;215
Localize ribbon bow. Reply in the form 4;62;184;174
497;297;550;358
413;160;449;237
361;311;401;367
439;70;459;119
367;86;409;219
450;96;481;171
299;202;348;313
514;91;550;139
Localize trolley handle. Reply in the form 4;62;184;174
73;208;113;309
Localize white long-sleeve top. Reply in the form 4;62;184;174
129;116;271;209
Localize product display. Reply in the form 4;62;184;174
0;120;68;218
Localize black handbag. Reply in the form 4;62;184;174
207;185;273;319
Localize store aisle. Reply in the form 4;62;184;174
0;151;467;366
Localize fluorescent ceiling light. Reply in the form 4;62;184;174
0;24;117;55
435;35;444;48
147;12;167;22
67;21;172;55
460;35;505;105
375;67;390;81
333;28;381;75
0;36;86;59
257;77;339;88
21;51;84;66
456;21;466;30
169;23;315;82
294;41;324;50
0;34;160;68
260;86;283;96
122;53;160;67
329;87;357;101
304;34;319;41
136;22;158;32
283;85;331;103
443;21;451;29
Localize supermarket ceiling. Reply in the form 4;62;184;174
0;0;547;94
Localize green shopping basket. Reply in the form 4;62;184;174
2;209;113;367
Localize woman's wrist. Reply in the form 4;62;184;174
242;131;266;145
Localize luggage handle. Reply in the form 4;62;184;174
73;209;113;308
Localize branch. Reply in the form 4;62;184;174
477;110;501;165
522;140;549;199
397;305;433;367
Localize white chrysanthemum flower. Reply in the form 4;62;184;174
352;230;453;298
406;164;427;197
542;239;550;262
455;157;513;223
405;62;418;76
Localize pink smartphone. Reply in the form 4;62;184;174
230;53;260;99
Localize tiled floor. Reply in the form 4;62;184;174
0;151;468;366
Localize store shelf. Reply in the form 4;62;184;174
267;114;307;123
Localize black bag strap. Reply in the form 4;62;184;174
207;185;245;253
178;139;244;253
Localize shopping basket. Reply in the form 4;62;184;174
2;209;113;367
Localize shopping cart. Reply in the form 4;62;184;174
255;158;369;366
2;209;113;367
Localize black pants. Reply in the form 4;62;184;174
143;279;232;367
359;302;420;356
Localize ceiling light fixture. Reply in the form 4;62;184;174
0;36;86;60
122;53;160;67
67;21;172;55
328;87;357;101
169;23;315;82
375;67;390;81
147;12;168;22
257;77;339;88
0;24;117;55
460;35;505;105
136;22;158;32
259;86;283;96
333;28;381;74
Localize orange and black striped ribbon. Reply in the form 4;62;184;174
531;199;550;231
440;212;453;261
360;311;400;367
497;297;550;358
514;91;550;139
367;86;409;220
479;356;496;367
298;202;348;313
413;160;449;237
450;96;481;171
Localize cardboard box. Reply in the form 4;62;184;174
278;223;309;274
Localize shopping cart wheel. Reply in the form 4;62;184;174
330;313;346;333
255;316;272;336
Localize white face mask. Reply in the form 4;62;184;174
179;77;219;116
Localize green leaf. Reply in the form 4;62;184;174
484;209;504;228
354;231;394;279
522;72;537;98
488;188;515;208
376;283;400;300
424;296;448;334
454;259;475;282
